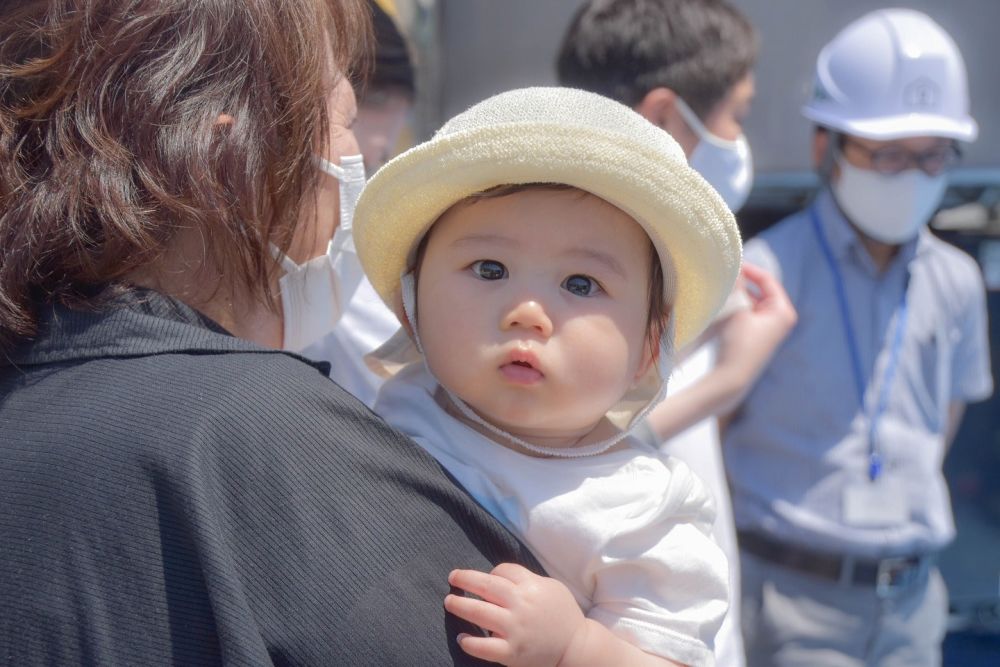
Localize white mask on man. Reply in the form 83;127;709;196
832;155;947;245
275;153;367;351
675;97;754;212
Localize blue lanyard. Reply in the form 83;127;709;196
809;207;909;481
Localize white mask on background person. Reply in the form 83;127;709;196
675;97;754;212
275;153;367;352
832;155;947;245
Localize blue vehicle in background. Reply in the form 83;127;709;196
739;169;1000;665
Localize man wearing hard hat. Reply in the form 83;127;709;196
723;9;993;666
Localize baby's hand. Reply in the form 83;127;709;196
445;563;587;667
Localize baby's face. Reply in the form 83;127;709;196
416;188;655;446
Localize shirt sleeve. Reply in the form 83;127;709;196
585;458;729;667
951;268;993;402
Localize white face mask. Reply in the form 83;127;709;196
675;97;754;212
832;156;947;245
275;153;367;352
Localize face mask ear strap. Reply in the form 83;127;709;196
673;96;708;139
269;242;301;273
674;96;744;150
314;155;346;180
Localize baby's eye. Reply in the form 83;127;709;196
471;259;507;281
562;274;603;297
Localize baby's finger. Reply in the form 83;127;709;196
455;633;511;664
448;569;514;605
444;593;509;633
490;561;534;584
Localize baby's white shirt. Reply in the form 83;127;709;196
375;362;729;667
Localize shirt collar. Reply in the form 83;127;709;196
2;288;329;376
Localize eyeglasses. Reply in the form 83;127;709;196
842;139;962;176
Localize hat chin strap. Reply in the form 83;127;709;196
399;272;669;458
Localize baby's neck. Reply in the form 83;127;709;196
433;387;626;458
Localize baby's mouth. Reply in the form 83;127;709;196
500;357;544;384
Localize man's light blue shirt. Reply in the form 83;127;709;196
725;189;993;558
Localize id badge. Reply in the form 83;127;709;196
842;476;908;526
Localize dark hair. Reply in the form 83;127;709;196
0;0;371;348
368;0;416;98
415;184;671;360
556;0;758;117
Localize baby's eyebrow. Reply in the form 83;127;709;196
449;233;518;248
563;247;627;280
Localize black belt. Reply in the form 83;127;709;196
738;530;931;596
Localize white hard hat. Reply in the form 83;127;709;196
802;9;977;142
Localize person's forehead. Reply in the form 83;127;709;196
431;188;646;248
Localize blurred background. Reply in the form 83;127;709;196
394;0;999;168
381;1;1000;661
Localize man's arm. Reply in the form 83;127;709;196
645;263;796;441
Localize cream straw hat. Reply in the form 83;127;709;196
355;87;742;456
354;87;741;352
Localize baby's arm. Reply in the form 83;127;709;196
445;564;684;667
645;262;796;441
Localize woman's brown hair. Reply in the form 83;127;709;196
0;0;372;348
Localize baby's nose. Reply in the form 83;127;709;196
501;299;553;338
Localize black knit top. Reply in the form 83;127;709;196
0;291;539;665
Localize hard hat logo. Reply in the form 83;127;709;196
812;80;833;103
904;78;940;110
801;9;978;143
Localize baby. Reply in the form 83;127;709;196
353;87;741;667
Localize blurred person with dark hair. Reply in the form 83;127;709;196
725;10;992;666
356;0;416;172
558;0;757;211
558;2;796;665
0;0;539;663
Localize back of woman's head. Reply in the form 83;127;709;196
0;0;370;348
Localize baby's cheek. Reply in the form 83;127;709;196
563;320;636;388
